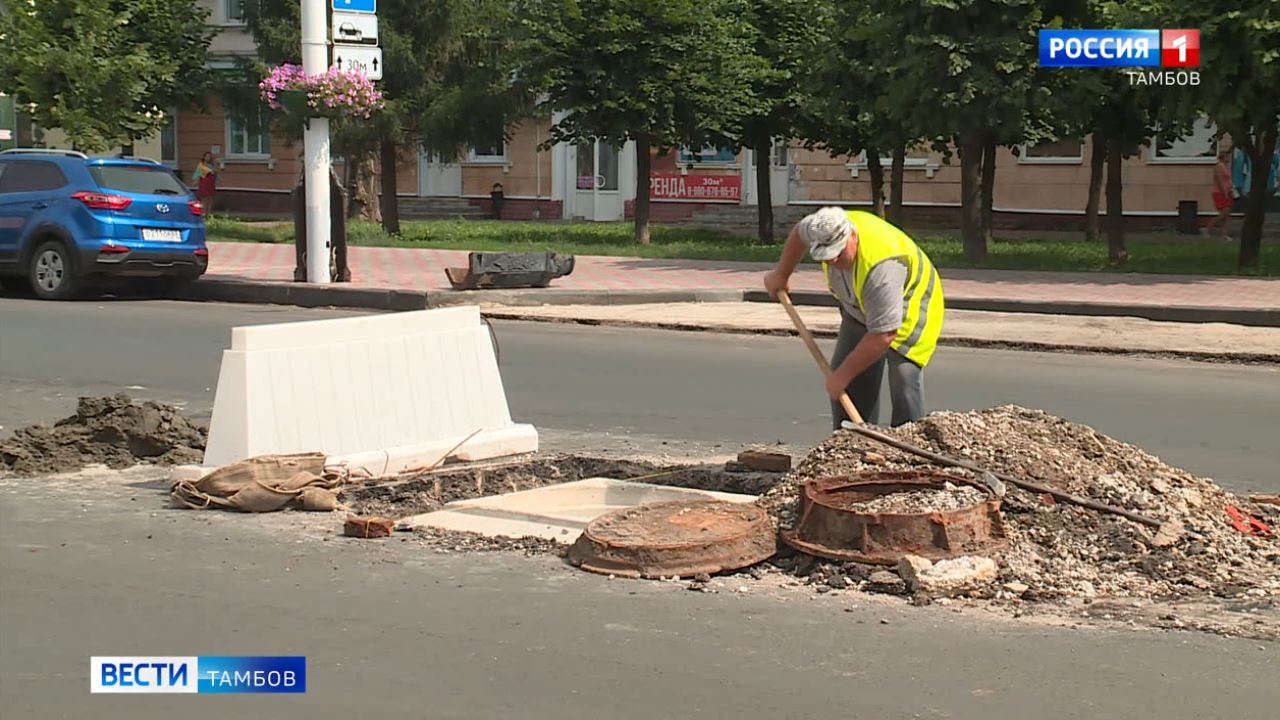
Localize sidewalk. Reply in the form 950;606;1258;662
202;241;1280;325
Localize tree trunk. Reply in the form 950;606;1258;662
380;138;401;235
1085;134;1106;243
981;137;997;244
754;134;774;244
959;134;986;262
355;156;382;224
1105;140;1128;264
344;160;359;218
866;149;885;217
888;143;906;226
634;135;652;245
1239;121;1277;271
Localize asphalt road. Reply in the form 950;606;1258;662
1;298;1277;492
1;298;1278;719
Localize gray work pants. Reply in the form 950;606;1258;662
830;308;926;428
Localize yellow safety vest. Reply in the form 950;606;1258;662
821;210;945;367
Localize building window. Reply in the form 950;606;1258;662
227;110;272;158
224;0;245;24
160;112;177;167
1150;118;1217;164
750;139;790;167
468;134;507;163
679;145;737;164
1019;138;1084;164
848;148;938;178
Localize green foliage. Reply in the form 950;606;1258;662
517;0;772;150
237;0;528;160
0;0;213;152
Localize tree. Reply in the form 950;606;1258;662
1158;0;1279;271
518;0;770;244
859;0;1048;261
728;0;822;243
240;0;527;233
803;0;926;226
0;0;213;153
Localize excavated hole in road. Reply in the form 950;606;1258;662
340;454;784;520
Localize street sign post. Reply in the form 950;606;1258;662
331;12;378;45
331;0;375;13
331;46;383;80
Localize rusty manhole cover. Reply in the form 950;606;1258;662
568;500;777;579
779;470;1007;565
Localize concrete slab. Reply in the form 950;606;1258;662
400;478;758;541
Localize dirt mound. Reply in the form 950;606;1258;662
0;394;207;476
761;405;1280;603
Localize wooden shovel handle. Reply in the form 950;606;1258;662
777;289;865;425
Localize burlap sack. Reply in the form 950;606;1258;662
171;453;345;513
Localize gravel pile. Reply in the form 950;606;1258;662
760;405;1280;603
855;484;987;513
0;394;207;476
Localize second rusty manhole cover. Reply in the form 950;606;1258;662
568;500;776;579
780;471;1008;564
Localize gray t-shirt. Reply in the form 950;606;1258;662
828;259;909;333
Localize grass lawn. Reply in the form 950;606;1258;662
204;216;1277;277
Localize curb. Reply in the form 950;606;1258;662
742;290;1280;328
182;277;1279;328
180;279;744;311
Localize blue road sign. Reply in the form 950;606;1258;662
332;0;375;13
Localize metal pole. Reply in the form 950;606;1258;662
301;0;331;284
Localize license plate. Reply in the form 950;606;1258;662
141;228;182;242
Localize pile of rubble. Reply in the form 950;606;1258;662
760;405;1279;603
0;394;207;476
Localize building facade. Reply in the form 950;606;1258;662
1;2;1254;230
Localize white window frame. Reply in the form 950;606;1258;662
225;110;272;160
1018;138;1085;165
846;149;938;179
1148;118;1218;165
223;0;246;26
159;110;178;168
679;145;738;166
466;138;509;164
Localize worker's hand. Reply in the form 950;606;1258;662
763;270;789;299
825;369;851;401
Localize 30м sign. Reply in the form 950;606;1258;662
649;175;741;202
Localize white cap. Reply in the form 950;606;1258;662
798;207;852;262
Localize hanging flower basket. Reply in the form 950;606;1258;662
259;64;384;120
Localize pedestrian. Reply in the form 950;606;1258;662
1204;148;1235;240
192;151;219;216
764;207;945;429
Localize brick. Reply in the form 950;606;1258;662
737;451;792;473
344;515;396;538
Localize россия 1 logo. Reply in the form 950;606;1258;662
1039;29;1201;86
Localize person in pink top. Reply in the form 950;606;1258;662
192;151;219;216
1203;149;1235;240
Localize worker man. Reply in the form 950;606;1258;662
764;207;945;428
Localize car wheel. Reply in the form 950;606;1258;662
29;240;80;300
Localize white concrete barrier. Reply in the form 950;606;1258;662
199;306;537;475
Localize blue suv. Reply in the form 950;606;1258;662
0;149;208;299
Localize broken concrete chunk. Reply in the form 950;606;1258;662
901;556;998;596
1002;581;1030;595
1151;519;1184;548
867;570;901;586
896;554;935;591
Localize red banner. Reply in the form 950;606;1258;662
649;174;741;201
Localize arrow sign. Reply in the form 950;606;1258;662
331;0;375;13
332;45;383;80
332;11;378;45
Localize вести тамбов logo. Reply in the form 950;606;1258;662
1039;29;1201;86
90;656;306;694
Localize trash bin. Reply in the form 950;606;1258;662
1176;200;1199;234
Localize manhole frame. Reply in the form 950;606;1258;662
779;470;1008;565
